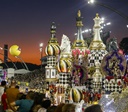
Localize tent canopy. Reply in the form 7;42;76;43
14;69;30;74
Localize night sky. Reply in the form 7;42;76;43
0;0;128;65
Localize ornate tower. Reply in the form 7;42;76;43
71;10;89;88
88;13;108;77
72;10;88;65
45;22;60;82
93;61;103;92
89;13;106;50
57;34;72;85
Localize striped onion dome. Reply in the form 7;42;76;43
57;55;72;73
70;88;83;103
45;22;61;56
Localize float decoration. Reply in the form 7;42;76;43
101;51;127;77
9;45;21;56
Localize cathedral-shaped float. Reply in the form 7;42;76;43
12;10;128;108
43;10;128;105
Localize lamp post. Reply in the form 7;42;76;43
39;43;43;70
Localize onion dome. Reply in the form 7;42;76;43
57;55;72;73
69;88;83;103
89;13;106;50
45;22;60;56
72;10;88;49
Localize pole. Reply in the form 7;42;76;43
4;44;8;63
41;48;43;70
16;56;29;71
39;43;43;70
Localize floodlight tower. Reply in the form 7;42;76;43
39;43;43;70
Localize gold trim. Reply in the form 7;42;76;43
72;40;88;48
96;13;99;18
77;10;81;17
94;26;100;28
89;41;106;50
45;78;58;82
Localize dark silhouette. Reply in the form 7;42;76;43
47;105;57;112
119;37;128;55
0;62;41;71
84;104;103;112
41;100;51;109
106;37;119;52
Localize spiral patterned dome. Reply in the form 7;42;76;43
45;22;61;56
57;56;72;73
70;88;83;103
45;42;60;56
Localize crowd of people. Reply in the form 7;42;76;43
0;80;103;112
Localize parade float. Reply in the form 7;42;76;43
12;10;128;111
42;10;127;106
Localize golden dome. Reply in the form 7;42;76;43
45;40;60;56
45;22;61;56
57;56;72;73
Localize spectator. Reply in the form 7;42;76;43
54;103;65;112
1;87;8;111
15;85;19;89
84;104;103;112
30;92;45;112
47;105;57;112
6;80;19;111
62;104;76;112
89;90;94;103
37;99;51;112
0;81;6;104
10;91;34;112
41;99;51;110
17;93;26;100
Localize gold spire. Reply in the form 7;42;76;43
76;10;83;27
50;22;56;36
45;22;61;56
89;13;106;50
96;13;99;18
72;10;88;49
77;10;81;17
